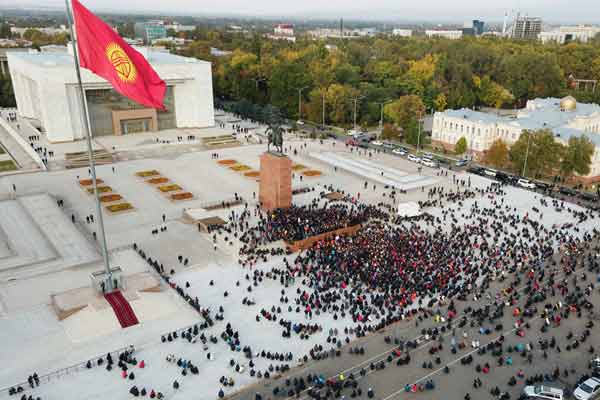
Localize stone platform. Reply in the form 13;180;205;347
259;152;292;210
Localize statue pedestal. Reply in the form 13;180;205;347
259;152;292;210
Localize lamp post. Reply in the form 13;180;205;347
377;100;393;135
351;95;365;131
522;131;533;177
297;85;309;121
416;110;423;155
322;91;326;130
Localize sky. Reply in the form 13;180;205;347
6;0;600;23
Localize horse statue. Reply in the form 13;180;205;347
266;125;284;154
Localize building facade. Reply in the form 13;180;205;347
539;25;600;44
511;15;542;40
392;29;412;37
134;21;167;44
425;30;463;40
7;46;214;142
432;97;600;181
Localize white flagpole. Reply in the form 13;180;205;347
65;0;113;291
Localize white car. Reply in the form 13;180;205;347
372;140;383;146
574;377;600;400
421;158;439;168
517;178;536;189
296;120;305;126
392;148;407;156
483;168;497;177
407;154;421;163
523;385;563;400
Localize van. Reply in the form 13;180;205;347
522;385;563;400
407;154;421;163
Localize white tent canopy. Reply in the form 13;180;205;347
397;201;422;218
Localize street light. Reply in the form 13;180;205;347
376;99;393;134
522;131;533;177
416;109;424;155
351;95;365;131
297;85;309;121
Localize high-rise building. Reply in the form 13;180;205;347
134;20;167;44
511;15;542;40
472;20;485;35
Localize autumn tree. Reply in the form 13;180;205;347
482;139;509;168
560;135;595;178
455;136;468;155
509;129;564;178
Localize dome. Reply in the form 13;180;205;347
560;96;577;111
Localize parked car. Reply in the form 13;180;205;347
407;154;421;163
573;377;600;400
496;171;511;183
559;186;578;196
421;158;439;168
580;192;599;202
522;385;563;400
517;178;536;189
533;180;551;191
392;148;407;156
466;166;484;175
455;159;470;167
372;140;383;146
483;168;497;178
382;141;396;150
346;138;358;146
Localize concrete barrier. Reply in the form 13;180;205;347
0;117;46;171
285;224;362;252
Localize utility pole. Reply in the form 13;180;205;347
322;91;325;130
416;110;423;155
377;100;392;135
522;131;533;177
297;86;308;121
352;95;364;131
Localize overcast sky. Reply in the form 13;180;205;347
9;0;600;23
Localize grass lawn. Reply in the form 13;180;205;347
0;160;17;172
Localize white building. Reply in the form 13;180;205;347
425;30;463;40
7;46;214;142
539;25;600;44
10;26;68;37
165;22;196;32
432;97;600;181
392;29;412;37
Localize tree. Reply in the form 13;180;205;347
560;135;595;178
482;139;509;168
384;95;425;132
381;123;400;140
0;76;16;107
433;93;447;111
455;136;468;155
509;129;564;178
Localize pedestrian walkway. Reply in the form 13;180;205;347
0;122;38;170
104;290;139;328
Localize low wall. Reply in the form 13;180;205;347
0;117;46;170
285;224;362;252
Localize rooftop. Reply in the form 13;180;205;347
437;97;600;135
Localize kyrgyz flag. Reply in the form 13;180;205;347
71;0;166;109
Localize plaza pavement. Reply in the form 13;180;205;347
0;121;597;399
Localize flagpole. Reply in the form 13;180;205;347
65;0;113;291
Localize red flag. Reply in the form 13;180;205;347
71;0;166;109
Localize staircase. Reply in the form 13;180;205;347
104;290;139;328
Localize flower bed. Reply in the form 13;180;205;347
217;159;237;165
302;170;322;177
105;202;133;213
229;164;251;172
292;164;307;171
99;194;123;203
87;186;112;194
147;177;169;185
158;184;183;193
171;192;193;201
79;178;104;186
135;170;160;178
244;171;260;178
